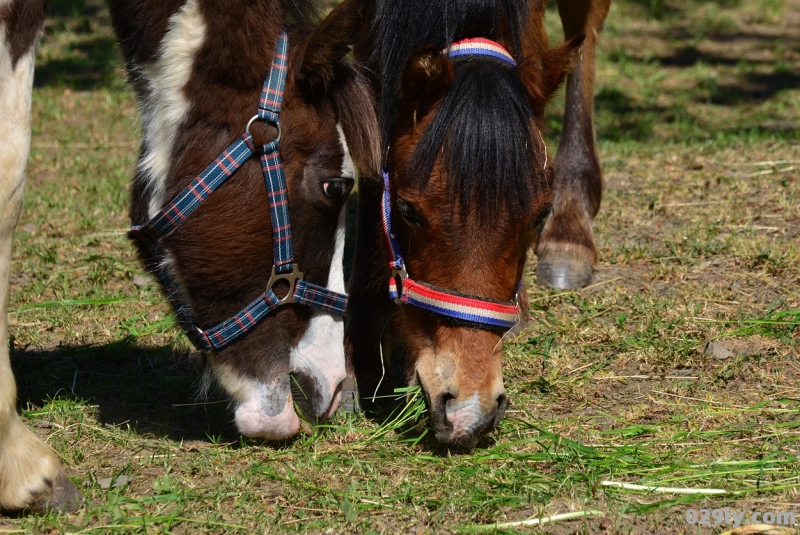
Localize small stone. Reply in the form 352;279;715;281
704;341;734;360
132;274;151;288
97;475;130;490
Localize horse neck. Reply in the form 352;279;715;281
183;1;289;89
114;0;294;226
108;0;313;91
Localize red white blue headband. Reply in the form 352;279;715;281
445;37;517;67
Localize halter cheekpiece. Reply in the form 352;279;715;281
379;38;521;332
131;30;348;352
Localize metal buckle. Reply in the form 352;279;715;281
246;114;282;145
267;263;303;305
382;145;391;171
391;265;407;305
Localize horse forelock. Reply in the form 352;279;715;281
371;0;530;143
404;60;546;225
327;69;381;178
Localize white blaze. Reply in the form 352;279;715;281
213;125;354;437
287;124;353;416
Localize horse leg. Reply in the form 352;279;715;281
536;0;611;289
343;176;394;412
0;7;81;514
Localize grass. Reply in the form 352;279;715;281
3;0;799;532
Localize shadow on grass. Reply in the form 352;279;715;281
49;0;105;21
710;71;800;104
545;65;800;144
650;44;800;104
599;6;800;109
34;35;120;90
35;0;122;90
12;340;489;454
11;340;241;443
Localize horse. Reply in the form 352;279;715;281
0;0;378;513
340;0;609;447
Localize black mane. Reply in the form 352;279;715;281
372;0;540;222
406;58;544;222
371;0;530;141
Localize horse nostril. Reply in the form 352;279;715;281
435;391;456;429
494;393;508;428
438;391;455;411
496;393;507;409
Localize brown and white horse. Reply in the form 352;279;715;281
342;0;609;447
0;0;377;513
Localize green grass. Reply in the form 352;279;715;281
3;0;799;532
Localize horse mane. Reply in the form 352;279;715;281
406;58;543;223
325;58;382;179
370;0;530;141
280;0;320;30
372;0;539;222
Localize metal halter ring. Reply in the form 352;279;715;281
246;114;282;144
267;264;303;305
391;265;408;305
381;145;391;170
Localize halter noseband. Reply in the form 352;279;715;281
378;38;522;332
131;30;348;352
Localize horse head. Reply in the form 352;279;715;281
379;34;583;446
120;0;378;440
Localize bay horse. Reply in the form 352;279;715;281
0;0;377;513
341;0;609;447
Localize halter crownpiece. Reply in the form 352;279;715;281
131;30;348;352
445;37;517;67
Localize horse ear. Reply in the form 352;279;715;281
398;45;453;125
516;32;585;114
296;0;368;96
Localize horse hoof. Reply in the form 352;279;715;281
535;256;593;289
28;472;83;515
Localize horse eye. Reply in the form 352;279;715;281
322;179;353;200
397;199;422;228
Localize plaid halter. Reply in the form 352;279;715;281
380;169;520;331
130;30;348;352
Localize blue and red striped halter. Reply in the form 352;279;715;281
131;30;348;351
380;38;521;331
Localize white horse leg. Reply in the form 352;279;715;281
0;6;81;514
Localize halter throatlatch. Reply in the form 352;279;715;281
130;30;348;351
